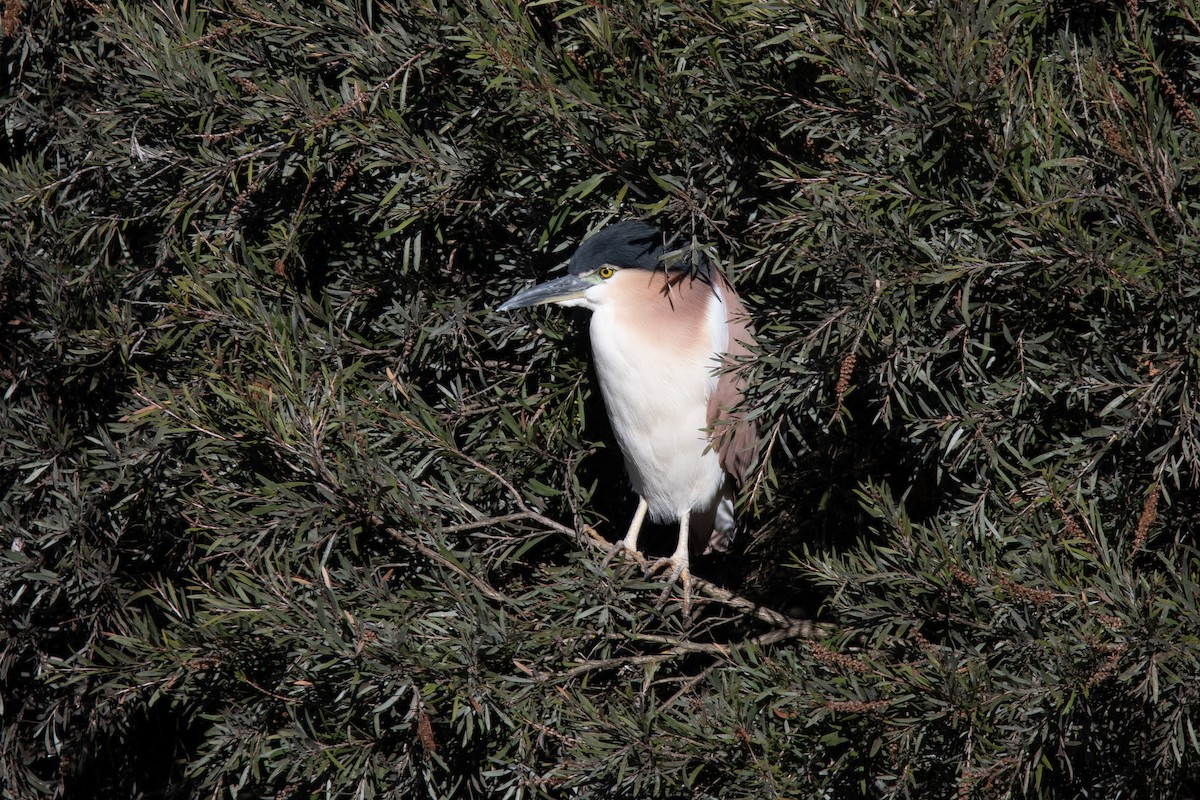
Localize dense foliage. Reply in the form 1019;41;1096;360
3;0;1199;797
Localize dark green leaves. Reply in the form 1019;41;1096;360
3;0;1200;798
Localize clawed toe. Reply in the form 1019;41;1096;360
600;539;636;569
647;556;686;582
650;557;692;612
602;498;649;571
594;505;695;613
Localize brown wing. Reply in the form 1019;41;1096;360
706;272;758;489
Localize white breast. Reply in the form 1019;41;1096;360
587;290;728;523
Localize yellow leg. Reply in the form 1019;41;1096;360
601;497;649;569
651;514;692;611
621;497;649;553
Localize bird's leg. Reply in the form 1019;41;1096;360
601;497;649;568
621;497;649;553
650;514;691;611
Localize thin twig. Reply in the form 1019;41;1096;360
383;525;514;605
578;526;817;636
560;653;674;680
435;511;555;535
371;393;817;637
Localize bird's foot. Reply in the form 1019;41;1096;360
600;536;639;570
648;555;692;614
602;498;649;571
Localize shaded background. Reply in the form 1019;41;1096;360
3;1;1199;797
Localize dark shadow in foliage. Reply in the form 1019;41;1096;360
65;703;198;800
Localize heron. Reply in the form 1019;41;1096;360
497;220;757;602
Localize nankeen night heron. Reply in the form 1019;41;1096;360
497;220;757;599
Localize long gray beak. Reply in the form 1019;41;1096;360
496;274;591;311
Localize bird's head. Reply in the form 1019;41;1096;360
497;220;666;313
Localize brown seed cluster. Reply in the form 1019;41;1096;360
186;20;235;49
834;352;857;418
809;641;873;675
986;39;1008;88
332;160;360;196
2;0;23;38
1086;645;1125;687
1052;495;1084;540
997;575;1058;606
232;76;260;96
949;565;978;588
824;699;890;714
910;628;939;655
1159;72;1199;128
313;89;368;131
1100;118;1135;162
1131;486;1158;554
416;710;437;757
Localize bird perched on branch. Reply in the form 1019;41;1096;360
497;220;757;603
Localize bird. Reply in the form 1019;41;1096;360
497;220;758;603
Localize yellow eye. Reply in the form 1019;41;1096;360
597;266;615;279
